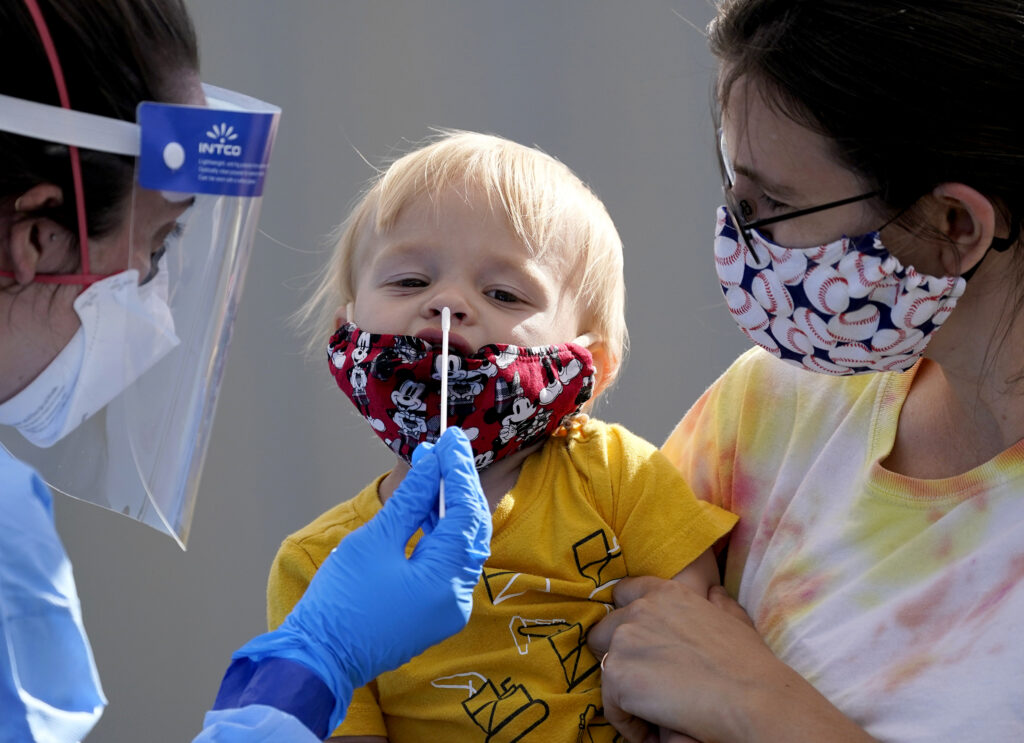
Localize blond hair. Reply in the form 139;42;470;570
300;130;627;390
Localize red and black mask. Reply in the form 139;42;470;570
327;322;595;469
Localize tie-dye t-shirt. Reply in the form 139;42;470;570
663;348;1024;741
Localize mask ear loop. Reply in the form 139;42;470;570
438;306;450;518
19;0;102;286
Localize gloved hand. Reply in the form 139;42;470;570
232;427;491;729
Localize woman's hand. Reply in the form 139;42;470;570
588;577;874;743
588;577;759;742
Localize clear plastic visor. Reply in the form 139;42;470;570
0;85;280;547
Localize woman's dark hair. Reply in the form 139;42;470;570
709;0;1024;247
0;0;199;255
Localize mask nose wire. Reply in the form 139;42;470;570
438;306;450;519
23;0;92;277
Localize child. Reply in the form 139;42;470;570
268;131;737;742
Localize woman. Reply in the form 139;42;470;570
590;1;1024;741
0;2;490;741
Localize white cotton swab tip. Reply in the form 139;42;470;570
438;307;450;519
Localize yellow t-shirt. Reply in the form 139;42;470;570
267;418;736;741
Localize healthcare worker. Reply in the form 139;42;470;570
0;1;492;741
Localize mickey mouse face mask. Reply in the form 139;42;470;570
327;323;595;469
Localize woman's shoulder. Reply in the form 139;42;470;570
709;347;883;411
723;346;875;385
665;347;900;472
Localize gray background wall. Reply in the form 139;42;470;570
55;2;748;740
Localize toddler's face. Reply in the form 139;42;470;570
348;186;584;354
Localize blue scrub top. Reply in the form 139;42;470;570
1;449;323;742
0;447;106;742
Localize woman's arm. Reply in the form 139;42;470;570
588;577;877;743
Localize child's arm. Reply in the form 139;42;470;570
669;547;720;597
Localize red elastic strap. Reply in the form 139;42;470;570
23;0;93;278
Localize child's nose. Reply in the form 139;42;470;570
427;304;468;323
423;287;472;323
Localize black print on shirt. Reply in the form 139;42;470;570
576;704;626;743
573;529;626;600
482;569;550;606
515;621;600;693
462;676;550;741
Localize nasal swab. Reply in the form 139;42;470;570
438;306;450;519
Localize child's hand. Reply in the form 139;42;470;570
231;428;491;730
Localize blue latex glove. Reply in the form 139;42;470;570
231;427;491;730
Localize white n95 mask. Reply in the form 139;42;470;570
0;265;179;447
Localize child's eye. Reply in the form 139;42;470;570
392;277;428;288
486;288;521;303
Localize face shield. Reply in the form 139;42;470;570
0;84;280;548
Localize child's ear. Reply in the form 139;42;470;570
6;184;67;285
333;302;355;330
591;342;619;398
574;335;617;397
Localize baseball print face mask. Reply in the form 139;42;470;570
327;323;595;468
713;205;967;375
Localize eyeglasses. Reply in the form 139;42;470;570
717;129;879;253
